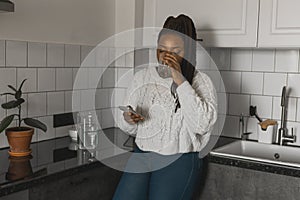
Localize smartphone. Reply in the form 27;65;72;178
119;106;144;118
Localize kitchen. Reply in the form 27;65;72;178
1;0;300;199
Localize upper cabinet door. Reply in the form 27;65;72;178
259;0;300;47
143;0;259;47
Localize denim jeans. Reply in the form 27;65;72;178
112;147;203;200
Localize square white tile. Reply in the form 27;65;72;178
65;44;80;67
221;115;240;138
47;44;64;67
228;94;250;116
65;90;81;112
196;48;211;70
47;91;64;115
28;42;46;67
275;49;299;73
37;68;55;92
27;93;47;117
252;49;275;72
115;48;126;67
125;48;135;68
0;40;5;67
101;108;115;129
263;73;287;96
81;45;94;64
0;68;16;94
112;88;126;108
17;68;37;93
251;95;273;119
220;71;241;93
95;47;110;68
217;92;228;115
241;72;263;94
6;41;27;67
56;68;73;90
102;68;117;88
37;116;55;141
95;89;109;109
73;68;89;90
230;49;252;71
210;48;230;70
287;74;300;97
88;67;103;89
116;68;134;88
80;89;95;111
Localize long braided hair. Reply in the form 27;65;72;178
157;14;197;112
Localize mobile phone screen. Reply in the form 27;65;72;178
118;106;144;118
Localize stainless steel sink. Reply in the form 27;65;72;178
210;140;300;168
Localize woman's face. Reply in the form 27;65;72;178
157;33;185;65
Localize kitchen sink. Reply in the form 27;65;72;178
210;140;300;168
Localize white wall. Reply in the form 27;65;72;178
0;0;116;45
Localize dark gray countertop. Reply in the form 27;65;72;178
0;128;300;197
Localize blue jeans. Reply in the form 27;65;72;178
112;147;203;200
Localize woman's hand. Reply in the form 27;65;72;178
163;53;185;85
123;111;144;125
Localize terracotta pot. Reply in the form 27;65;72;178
5;127;34;157
6;155;33;181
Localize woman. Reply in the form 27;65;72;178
113;14;217;200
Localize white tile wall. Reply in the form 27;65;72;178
38;68;55;92
228;94;250;115
287;74;300;97
27;93;47;118
220;71;241;93
56;68;73;90
241;72;263;95
28;42;47;67
250;95;273;119
2;39;300;147
17;68;37;93
211;47;300;146
275;49;299;72
47;44;64;67
252;49;275;72
6;41;27;67
263;73;287;96
230;49;252;71
65;44;80;67
0;40;5;66
47;92;64;115
0;40;120;148
210;48;230;70
0;68;16;93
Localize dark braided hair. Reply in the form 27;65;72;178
157;14;197;112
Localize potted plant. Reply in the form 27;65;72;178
0;79;47;157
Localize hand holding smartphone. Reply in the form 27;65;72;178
119;105;144;124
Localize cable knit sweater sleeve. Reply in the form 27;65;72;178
176;71;217;135
117;73;140;135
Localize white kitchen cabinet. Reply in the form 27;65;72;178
143;0;260;47
258;0;300;47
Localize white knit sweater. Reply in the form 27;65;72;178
117;66;217;155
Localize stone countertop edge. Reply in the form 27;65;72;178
2;134;300;196
0;161;105;197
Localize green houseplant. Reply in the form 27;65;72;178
0;79;47;157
